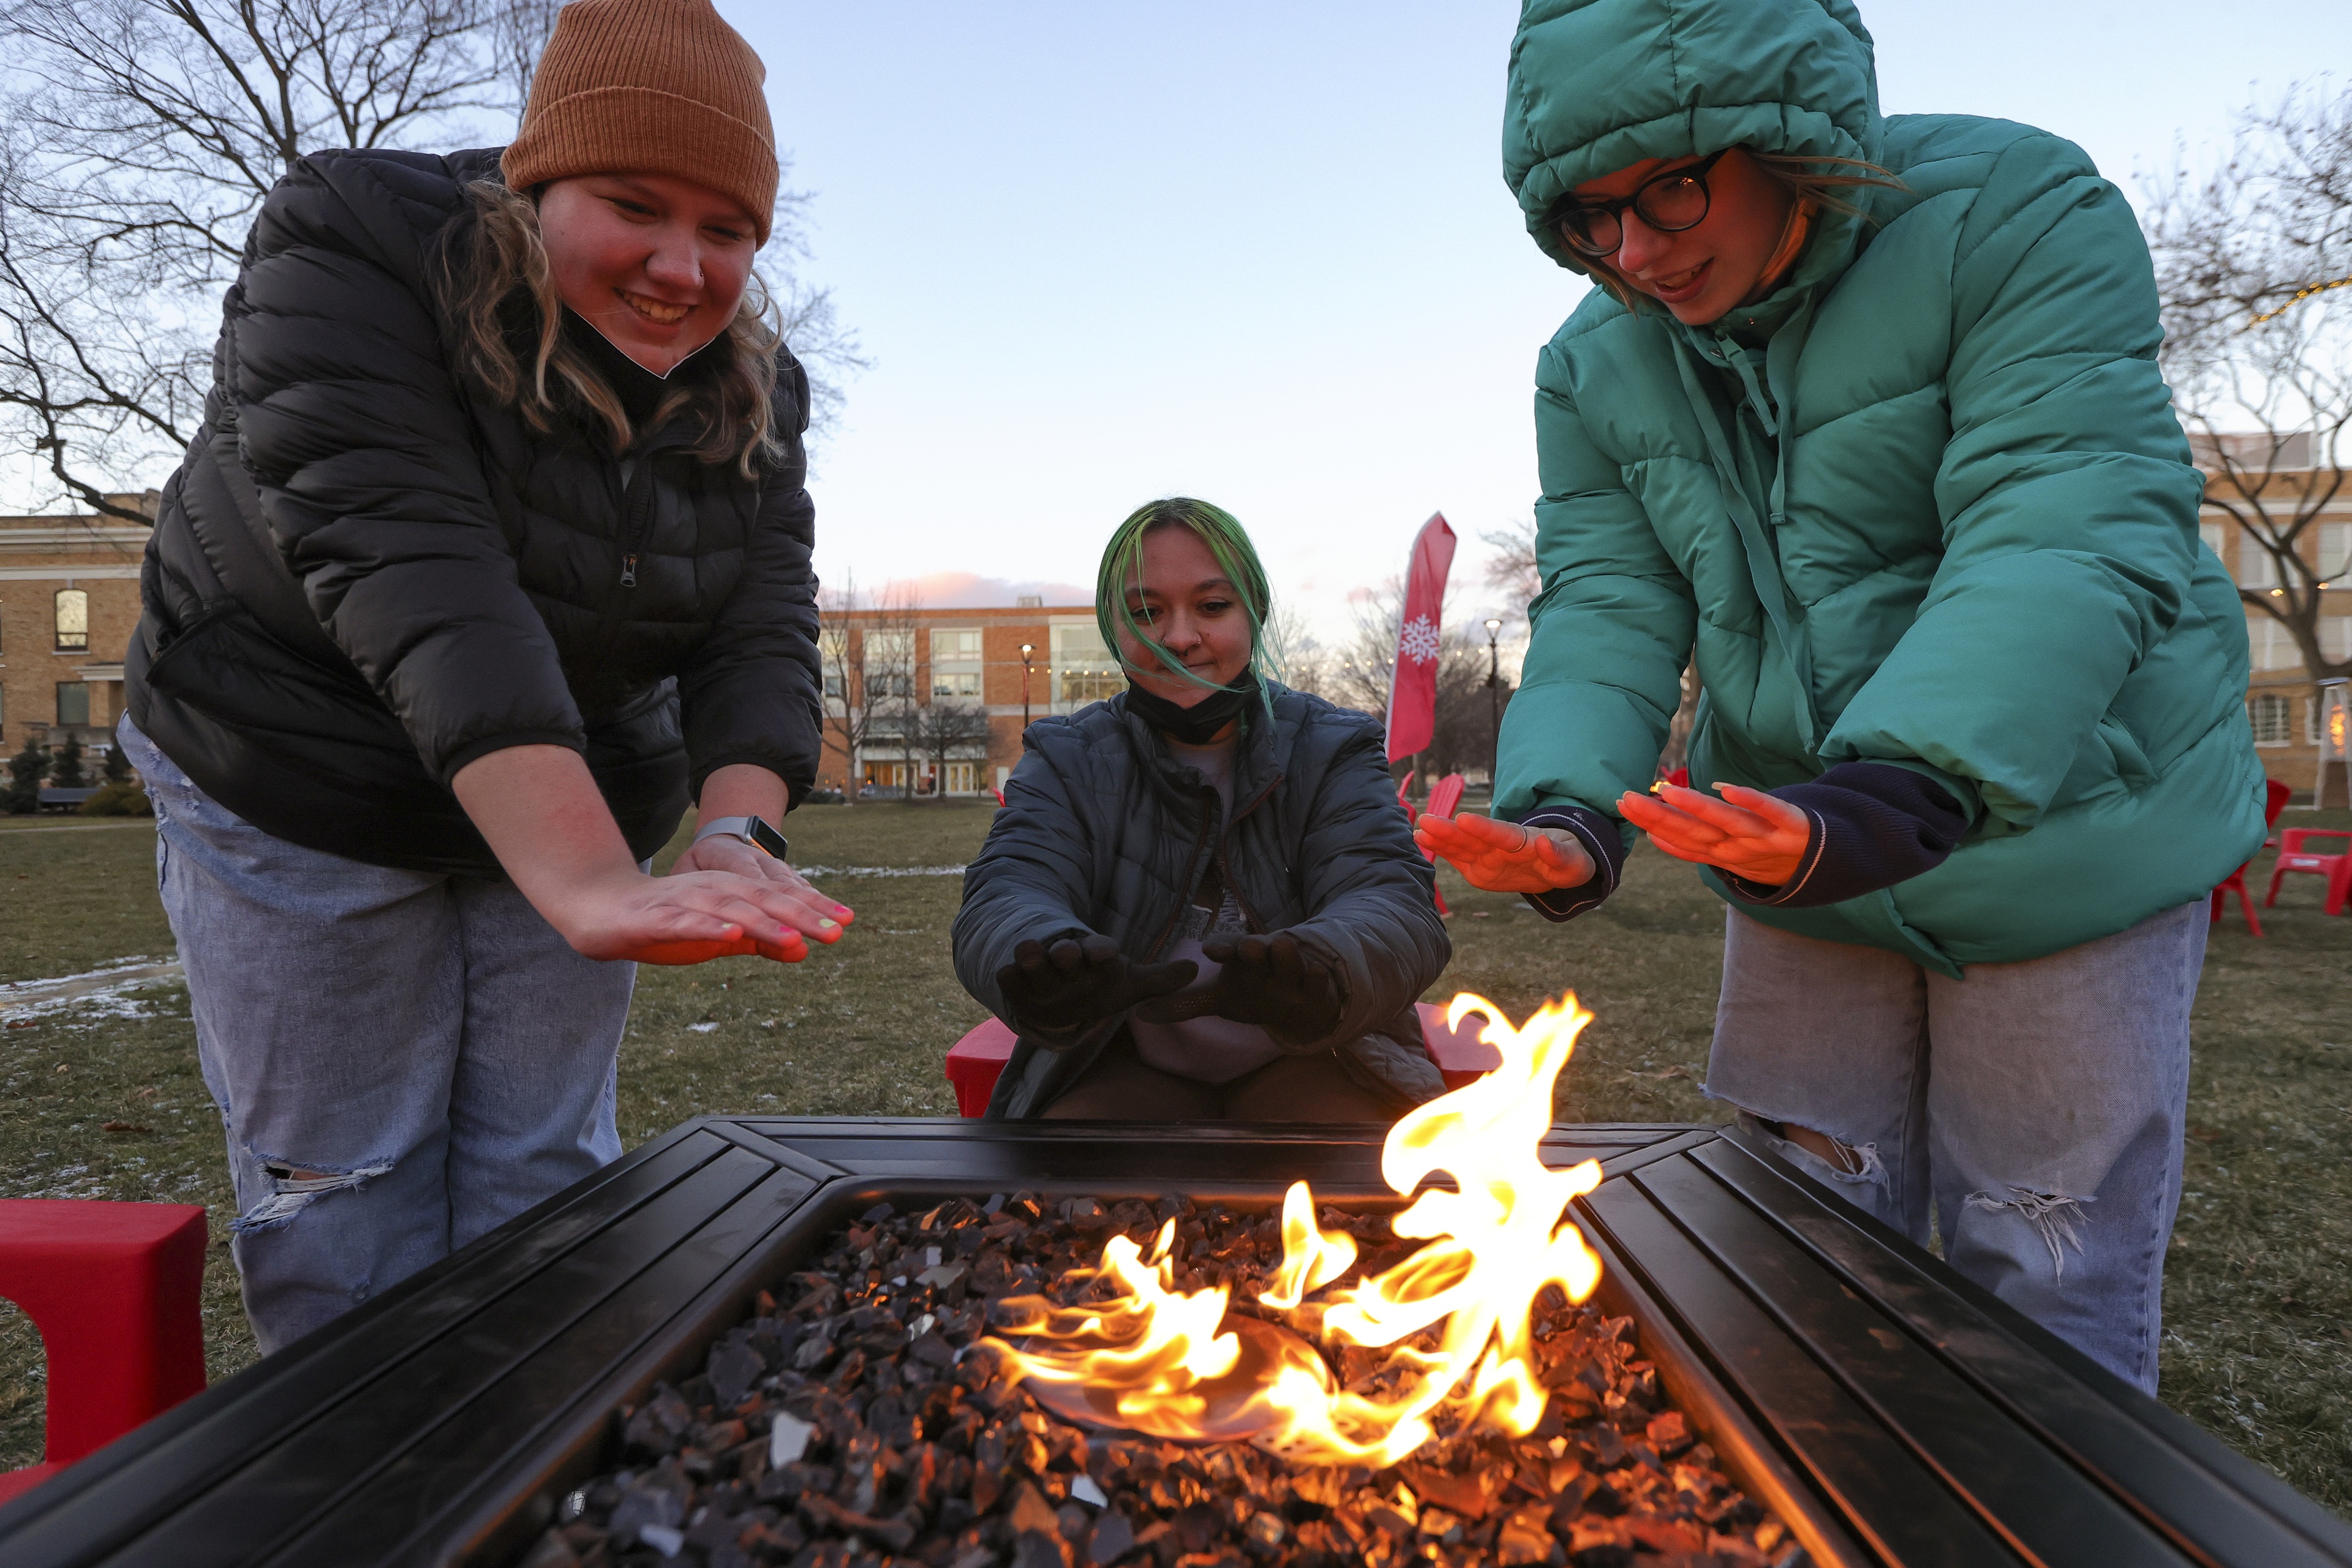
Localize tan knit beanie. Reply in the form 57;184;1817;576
503;0;778;243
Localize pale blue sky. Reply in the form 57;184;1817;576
728;0;2351;635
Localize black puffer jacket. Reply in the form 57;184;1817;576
953;684;1453;1118
126;147;821;875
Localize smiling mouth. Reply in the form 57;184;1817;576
1643;259;1712;300
617;288;692;326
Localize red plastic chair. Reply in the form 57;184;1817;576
943;1001;1502;1117
2211;779;2294;935
2264;824;2352;916
0;1200;208;1504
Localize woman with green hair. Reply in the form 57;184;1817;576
952;498;1452;1120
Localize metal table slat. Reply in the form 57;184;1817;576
1687;1137;2352;1568
0;1130;747;1566
1583;1170;2018;1568
1630;1154;2187;1567
104;1144;783;1568
272;1158;821;1568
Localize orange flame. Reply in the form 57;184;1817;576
992;990;1606;1466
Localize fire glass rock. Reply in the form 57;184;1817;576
524;1192;1793;1568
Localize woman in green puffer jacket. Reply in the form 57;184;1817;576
1419;0;2265;1392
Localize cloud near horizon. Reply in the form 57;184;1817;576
875;570;1096;609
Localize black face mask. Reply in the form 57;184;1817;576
1125;668;1259;745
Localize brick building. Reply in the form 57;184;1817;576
817;600;1114;797
0;495;153;765
2194;454;2352;802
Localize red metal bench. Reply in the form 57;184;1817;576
943;1001;1502;1117
0;1199;208;1504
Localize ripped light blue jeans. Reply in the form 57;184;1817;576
123;717;635;1354
1706;901;2205;1393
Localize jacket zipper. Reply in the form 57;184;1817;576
616;457;657;589
1216;770;1284;934
593;450;663;649
1146;793;1224;962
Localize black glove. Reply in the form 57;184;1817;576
996;934;1197;1035
1133;932;1343;1045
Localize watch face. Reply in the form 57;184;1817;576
746;816;790;862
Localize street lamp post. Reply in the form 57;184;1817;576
1484;618;1504;783
1020;643;1035;731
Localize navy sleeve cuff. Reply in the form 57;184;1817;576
1724;762;1973;909
1519;805;1626;922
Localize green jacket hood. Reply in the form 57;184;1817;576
1504;0;1883;274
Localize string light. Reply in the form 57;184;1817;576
2246;274;2352;328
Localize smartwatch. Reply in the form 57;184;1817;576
692;813;790;861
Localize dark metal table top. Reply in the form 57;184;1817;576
2;1118;2345;1567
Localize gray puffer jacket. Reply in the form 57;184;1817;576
953;682;1452;1119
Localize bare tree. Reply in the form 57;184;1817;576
491;0;561;108
817;575;921;799
1310;579;1507;782
909;699;991;797
1480;518;1703;782
2144;80;2352;685
1;0;864;520
1479;519;1541;609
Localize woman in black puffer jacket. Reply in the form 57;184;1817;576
954;499;1452;1121
120;0;848;1352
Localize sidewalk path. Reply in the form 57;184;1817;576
0;820;157;836
1;959;184;1017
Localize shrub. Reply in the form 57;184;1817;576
79;780;153;816
50;733;86;790
2;741;47;815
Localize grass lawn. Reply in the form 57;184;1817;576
0;801;2345;1512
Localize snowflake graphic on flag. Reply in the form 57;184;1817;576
1399;614;1442;665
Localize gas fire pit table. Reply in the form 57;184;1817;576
2;1117;2346;1568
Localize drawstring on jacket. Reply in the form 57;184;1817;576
1670;292;1824;749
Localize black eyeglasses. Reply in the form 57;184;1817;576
1553;149;1731;258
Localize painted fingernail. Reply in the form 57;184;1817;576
817;918;838;929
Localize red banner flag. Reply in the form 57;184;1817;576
1385;512;1457;763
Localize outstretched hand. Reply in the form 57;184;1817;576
997;934;1197;1034
1133;931;1343;1045
1414;812;1595;894
1619;782;1809;886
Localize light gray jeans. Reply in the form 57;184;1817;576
122;717;636;1354
1706;901;2206;1393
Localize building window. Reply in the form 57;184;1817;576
2324;616;2352;663
2199;521;2226;563
54;589;88;653
2323;522;2352;586
2231;532;2278;589
930;627;983;699
56;682;89;727
862;629;915;699
2250;693;2292;746
2250;619;2301;672
944;762;978;796
1051;622;1123;706
823;669;844;699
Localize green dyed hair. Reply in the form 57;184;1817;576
1095;497;1280;697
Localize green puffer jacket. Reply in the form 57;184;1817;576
1493;0;2266;974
